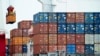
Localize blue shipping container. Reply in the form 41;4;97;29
93;13;100;23
94;24;100;34
85;44;94;54
66;44;76;54
58;23;67;33
58;13;67;23
33;13;40;23
49;13;57;23
39;12;49;23
85;24;94;34
76;23;84;34
67;23;76;34
22;45;27;53
85;13;94;23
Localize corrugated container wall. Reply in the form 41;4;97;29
49;23;57;34
58;34;66;45
94;44;100;54
49;13;57;23
49;45;57;52
49;34;57;45
76;23;84;34
94;34;100;44
67;12;76;23
85;34;94;44
18;20;32;29
85;13;94;23
85;44;94;54
93;13;100;23
67;34;75;44
76;45;84;54
94;24;100;34
75;13;84;23
67;23;75;34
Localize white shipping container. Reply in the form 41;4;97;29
95;44;100;54
85;34;94;44
58;51;66;56
94;34;100;44
48;52;58;56
39;54;48;56
23;53;27;56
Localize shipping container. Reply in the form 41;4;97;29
49;23;57;33
94;24;100;34
93;13;100;23
10;45;22;54
18;20;32;29
85;23;94;34
67;12;76;23
66;44;76;54
85;13;94;23
22;45;27;53
85;34;94;44
75;34;85;44
49;34;57;45
33;24;40;34
94;44;100;54
75;13;84;23
67;34;75;44
58;45;66;51
67;23;75;34
34;45;48;54
94;34;100;44
58;51;66;56
58;23;67;33
39;12;49;23
11;37;30;45
76;45;84;54
49;13;57;23
49;45;57;52
39;54;48;56
32;34;48;45
76;23;84;34
57;13;67;23
39;23;48;33
12;53;23;56
10;29;22;37
48;52;58;56
58;34;66;45
85;44;94;54
33;13;40;23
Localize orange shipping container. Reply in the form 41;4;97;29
18;20;32;29
11;37;30;45
49;34;57;45
76;34;85;44
67;34;75;44
58;34;66;45
33;24;40;34
40;23;48;34
32;34;48;45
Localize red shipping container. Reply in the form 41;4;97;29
33;24;40;34
18;20;32;29
58;45;66;51
49;45;57;52
34;45;48;54
49;23;57;33
58;34;67;45
10;29;22;37
67;34;75;44
10;45;22;54
40;23;48;33
32;34;48;45
75;13;84;23
76;34;85;44
76;45;84;54
67;12;76;23
49;34;57;45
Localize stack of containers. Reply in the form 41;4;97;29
6;39;10;56
10;20;33;56
94;13;100;56
33;12;100;56
84;13;94;56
